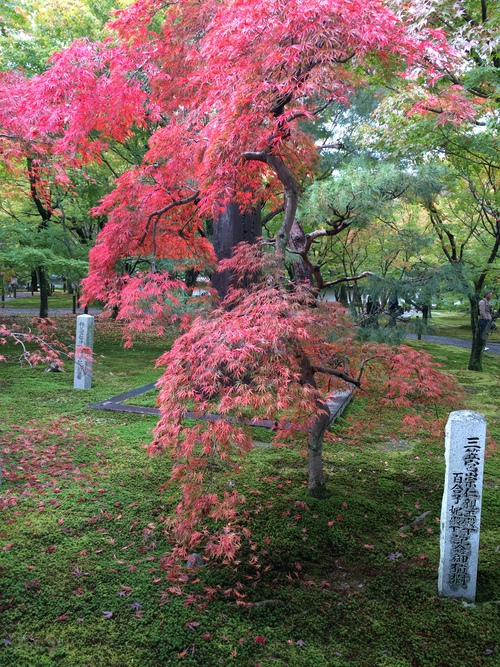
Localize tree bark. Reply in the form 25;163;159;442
211;200;262;300
30;270;38;295
37;265;49;319
184;267;199;288
308;400;331;498
352;284;363;316
468;293;484;371
289;219;313;285
339;283;349;308
243;151;298;263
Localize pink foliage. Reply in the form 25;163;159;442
0;319;72;367
148;243;462;557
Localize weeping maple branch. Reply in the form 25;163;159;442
138;189;200;246
312;364;361;387
0;321;73;367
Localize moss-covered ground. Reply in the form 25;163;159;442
0;317;499;667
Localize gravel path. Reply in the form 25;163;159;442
0;307;102;316
405;333;500;355
2;304;499;355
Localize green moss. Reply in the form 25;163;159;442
1;318;500;666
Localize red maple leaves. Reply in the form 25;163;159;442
146;242;462;558
0;0;469;331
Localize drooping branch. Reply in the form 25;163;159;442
261;204;284;228
321;271;374;290
312;364;361;387
138;189;199;246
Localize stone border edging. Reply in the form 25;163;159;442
89;384;353;429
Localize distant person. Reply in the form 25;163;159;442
478;290;495;341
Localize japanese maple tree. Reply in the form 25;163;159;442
150;241;460;558
0;0;471;558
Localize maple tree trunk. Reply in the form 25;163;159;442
243;152;298;264
37;266;49;319
294;344;331;499
308;400;331;499
211;200;261;300
289;219;313;286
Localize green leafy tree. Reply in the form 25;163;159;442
0;0;128;73
347;0;500;369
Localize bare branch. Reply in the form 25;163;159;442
321;271;373;289
312;365;361;387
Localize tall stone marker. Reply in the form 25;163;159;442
438;410;486;601
73;314;94;389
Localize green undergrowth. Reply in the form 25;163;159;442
0;320;499;666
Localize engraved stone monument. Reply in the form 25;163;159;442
73;314;94;389
438;410;486;601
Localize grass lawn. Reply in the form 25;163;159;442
422;310;500;344
0;315;499;666
1;292;78;311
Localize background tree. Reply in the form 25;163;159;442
0;0;128;73
0;0;135;316
356;0;500;369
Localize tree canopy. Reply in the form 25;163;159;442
0;0;488;556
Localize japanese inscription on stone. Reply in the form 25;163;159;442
73;314;94;389
438;411;486;601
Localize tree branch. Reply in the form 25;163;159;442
243;151;298;258
312;365;361;387
138;189;199;246
321;271;373;289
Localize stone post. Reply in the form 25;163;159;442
73;314;94;389
438;410;486;601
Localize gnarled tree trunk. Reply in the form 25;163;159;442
212;201;262;300
308;400;331;498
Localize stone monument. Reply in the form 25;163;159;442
438;410;486;601
73;314;94;389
